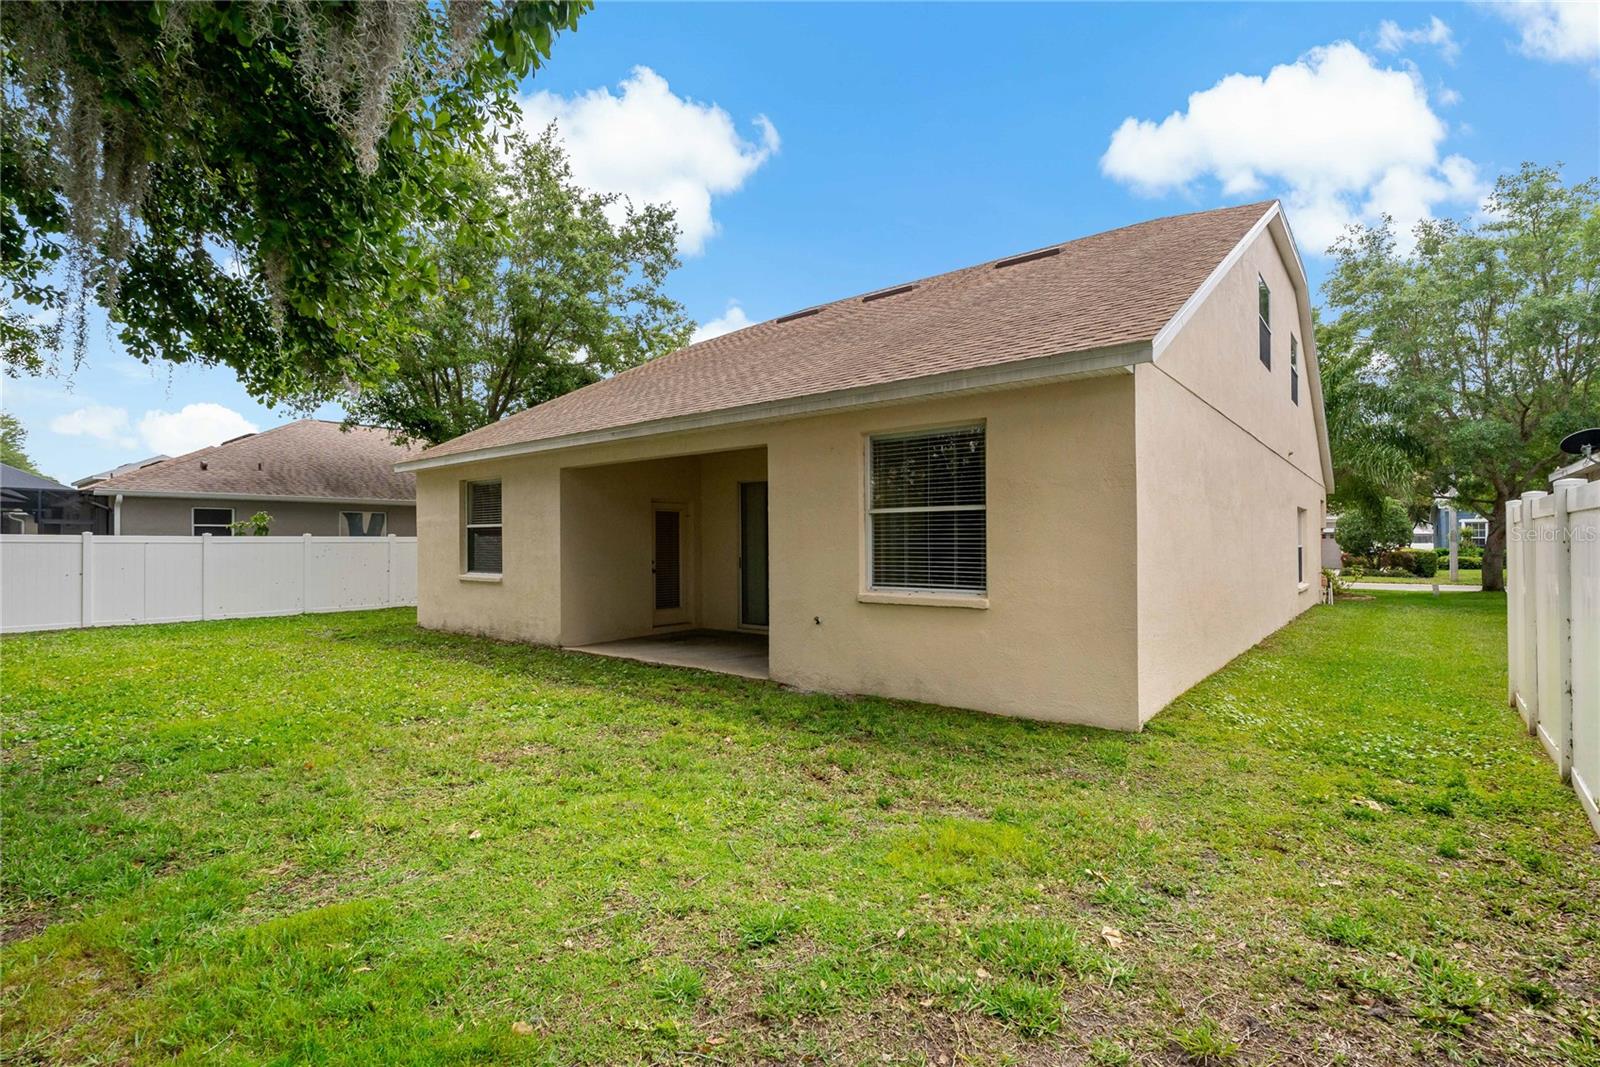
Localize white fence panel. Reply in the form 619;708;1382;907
1507;478;1600;837
0;534;417;634
1568;481;1600;833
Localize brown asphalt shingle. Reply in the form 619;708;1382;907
89;420;417;500
417;200;1276;462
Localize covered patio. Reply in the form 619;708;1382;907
570;629;769;679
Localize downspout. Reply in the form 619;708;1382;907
114;493;122;536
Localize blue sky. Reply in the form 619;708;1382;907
7;1;1597;483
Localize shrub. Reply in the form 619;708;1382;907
1335;499;1412;557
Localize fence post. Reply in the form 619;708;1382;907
387;533;398;606
1507;500;1520;708
200;533;212;620
1551;478;1585;782
302;533;312;614
80;531;94;629
1519;490;1545;734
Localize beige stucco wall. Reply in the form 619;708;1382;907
413;377;1143;728
1132;225;1328;722
115;496;416;537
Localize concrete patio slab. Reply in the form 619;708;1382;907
569;629;770;679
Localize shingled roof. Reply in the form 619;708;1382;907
88;420;417;501
409;201;1278;466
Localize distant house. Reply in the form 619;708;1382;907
87;420;418;536
398;201;1334;730
1;463;109;535
73;454;170;489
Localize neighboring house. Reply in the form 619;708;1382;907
88;420;418;536
1431;506;1487;550
1;463;110;535
74;454;170;489
398;201;1333;730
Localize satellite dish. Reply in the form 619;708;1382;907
1559;427;1600;457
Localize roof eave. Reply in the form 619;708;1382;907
88;488;415;505
397;340;1153;473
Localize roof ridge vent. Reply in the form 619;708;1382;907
993;247;1061;270
775;307;822;324
862;284;916;303
220;432;256;445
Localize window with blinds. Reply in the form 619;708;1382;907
867;425;986;594
465;481;502;574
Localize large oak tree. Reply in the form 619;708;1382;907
344;129;692;445
1322;164;1600;591
2;0;587;401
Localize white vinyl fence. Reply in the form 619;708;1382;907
1507;477;1600;837
0;534;417;634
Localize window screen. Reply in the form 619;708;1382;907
342;511;387;536
868;425;986;594
193;507;233;536
465;482;502;574
1258;276;1272;369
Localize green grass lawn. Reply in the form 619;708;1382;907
1345;569;1487;586
3;594;1596;1065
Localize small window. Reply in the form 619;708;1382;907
1297;507;1307;585
1257;276;1271;369
1290;335;1300;405
867;425;986;594
193;507;234;536
465;481;502;574
341;511;387;537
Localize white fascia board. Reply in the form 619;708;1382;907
395;341;1151;473
1148;201;1336;493
89;489;415;505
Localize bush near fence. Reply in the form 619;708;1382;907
1506;478;1600;838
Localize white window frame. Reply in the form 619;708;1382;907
864;422;988;599
1257;274;1272;369
463;481;502;576
1289;334;1300;405
1297;506;1308;588
192;506;234;537
340;510;388;537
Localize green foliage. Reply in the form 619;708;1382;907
228;511;272;537
1335;498;1412;556
1323;164;1600;590
0;412;42;474
2;1;589;403
344;130;692;444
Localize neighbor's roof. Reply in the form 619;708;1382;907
410;201;1279;466
1;462;74;492
73;454;170;488
89;420;417;501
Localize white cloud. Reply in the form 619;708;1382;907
1376;16;1460;62
517;66;779;255
1100;41;1486;253
50;404;136;448
1482;1;1599;64
1436;86;1463;106
136;403;258;457
690;301;755;344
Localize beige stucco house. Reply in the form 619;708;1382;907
89;420;418;537
399;201;1333;730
